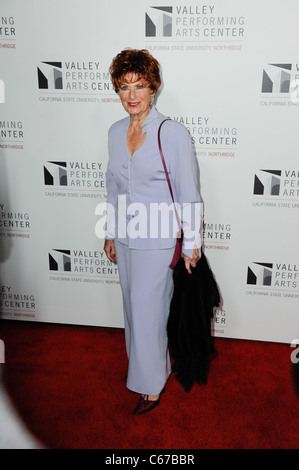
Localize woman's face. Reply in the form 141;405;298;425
118;72;155;119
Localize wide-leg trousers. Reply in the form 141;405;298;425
115;241;174;396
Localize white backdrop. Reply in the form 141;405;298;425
1;0;299;343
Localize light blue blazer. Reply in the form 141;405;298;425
105;106;203;258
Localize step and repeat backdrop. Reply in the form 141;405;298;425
1;0;298;343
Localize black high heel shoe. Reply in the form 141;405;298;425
133;389;165;416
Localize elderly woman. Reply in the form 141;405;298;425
104;49;202;415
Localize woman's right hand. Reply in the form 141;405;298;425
182;247;200;274
104;239;117;264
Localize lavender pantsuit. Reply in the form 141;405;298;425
105;107;202;395
115;242;173;395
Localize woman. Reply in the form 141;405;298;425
104;49;202;415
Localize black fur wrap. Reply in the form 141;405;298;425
167;252;220;392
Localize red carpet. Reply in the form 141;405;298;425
0;319;298;449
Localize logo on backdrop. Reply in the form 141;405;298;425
260;63;299;106
48;249;119;285
0;119;24;150
253;170;281;196
247;262;273;286
44;161;68;186
43;161;106;199
0;16;16;49
37;60;117;104
172;115;238;158
212;307;228;337
252;169;299;209
261;64;292;93
37;62;63;89
0;203;31;239
145;6;173;37
203;221;231;252
246;262;299;299
0;285;36;320
143;4;245;52
49;250;71;271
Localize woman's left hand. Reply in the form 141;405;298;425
182;247;200;274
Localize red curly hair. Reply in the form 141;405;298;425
109;49;161;93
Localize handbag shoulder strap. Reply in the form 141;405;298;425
158;119;174;201
158;119;182;232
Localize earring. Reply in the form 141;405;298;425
150;95;155;106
